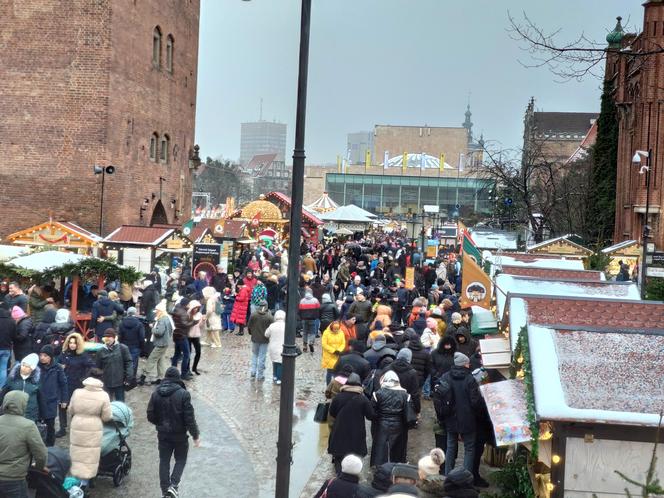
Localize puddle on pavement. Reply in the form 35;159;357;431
289;400;328;497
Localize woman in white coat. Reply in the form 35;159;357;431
264;310;285;385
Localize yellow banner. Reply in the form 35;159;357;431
439;153;445;172
402;151;408;172
365;149;371;171
459;252;492;309
405;266;415;289
337;155;341;173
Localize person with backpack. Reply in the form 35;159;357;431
435;352;482;476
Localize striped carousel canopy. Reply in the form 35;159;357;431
306;192;340;213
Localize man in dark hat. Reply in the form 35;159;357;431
96;329;133;402
147;367;200;498
38;344;68;446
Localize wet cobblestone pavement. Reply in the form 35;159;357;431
55;332;497;498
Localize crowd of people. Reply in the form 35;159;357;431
0;231;495;497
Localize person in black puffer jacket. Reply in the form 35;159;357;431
147;367;200;497
12;307;34;363
0;306;16;389
334;340;371;381
431;336;457;383
386;348;421;414
313;454;374;498
442;468;479;498
407;336;432;387
32;308;57;354
319;293;339;333
118;307;146;377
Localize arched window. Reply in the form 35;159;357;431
152;26;162;69
160;134;170;163
166;35;174;73
150;132;159;161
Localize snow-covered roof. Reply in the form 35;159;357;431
470;230;518;251
0;245;29;262
319;204;377;223
527;234;593;255
495;274;640;322
7;251;87;272
601;240;639;254
529;324;664;427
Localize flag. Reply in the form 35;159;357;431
337;155;341;173
365;149;371;172
402;151;408;173
181;219;195;238
439;153;445;172
458;153;465;172
459;251;492;309
384;150;389;169
457;220;467;245
250;211;262;228
462;233;482;266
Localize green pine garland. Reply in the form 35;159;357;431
0;258;143;284
511;326;539;459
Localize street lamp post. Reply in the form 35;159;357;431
274;0;312;496
93;164;116;235
633;149;652;300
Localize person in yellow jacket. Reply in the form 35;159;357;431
321;321;346;384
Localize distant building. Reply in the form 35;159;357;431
522;98;598;165
243;153;291;197
240;121;287;165
347;131;374;164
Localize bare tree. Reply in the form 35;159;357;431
507;12;663;81
194;158;251;207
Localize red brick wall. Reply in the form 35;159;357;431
0;0;199;238
611;2;664;249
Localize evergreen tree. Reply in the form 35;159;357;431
587;79;619;247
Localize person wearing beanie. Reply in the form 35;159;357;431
363;334;397;369
348;288;372;341
408;333;434;399
442;468;479;497
313;454;373;498
139;299;174;386
1;353;41;421
96;328;133;402
32;307;57;357
437;347;482;477
12;305;34;363
387;348;421;415
147;365;200;498
334;339;371;382
247;299;274;381
37;344;68;446
417;448;446;497
327;372;376;474
319;293;340;334
118;305;146;378
298;289;321;353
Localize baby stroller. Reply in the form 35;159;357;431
27;446;71;498
98;401;134;487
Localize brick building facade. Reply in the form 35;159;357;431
0;0;200;237
608;2;664;249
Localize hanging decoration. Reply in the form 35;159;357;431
511;325;539;459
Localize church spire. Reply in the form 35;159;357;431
462;102;473;143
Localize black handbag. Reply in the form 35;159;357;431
313;402;329;423
404;400;418;429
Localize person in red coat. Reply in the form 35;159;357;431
231;279;251;336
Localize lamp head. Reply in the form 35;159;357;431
632;152;642;164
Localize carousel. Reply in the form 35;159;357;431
306;192;339;214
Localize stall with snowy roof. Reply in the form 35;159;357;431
102;225;192;274
5;219;101;255
526;234;593;262
470;229;519;252
517;321;664;498
2;251;142;338
602;239;641;279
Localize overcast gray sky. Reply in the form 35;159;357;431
195;0;642;165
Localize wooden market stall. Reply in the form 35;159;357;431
5;220;101;255
526;234;593;261
2;251;142;338
102;225;193;273
601;239;641;279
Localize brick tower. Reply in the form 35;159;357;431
0;1;200;237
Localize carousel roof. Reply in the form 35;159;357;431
384;153;454;169
240;197;284;222
319;204;378;223
306;192;340;213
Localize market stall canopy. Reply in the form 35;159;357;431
7;251;87;272
498;265;604;282
212;220;247;240
5;220;101;250
332;227;354;236
0;245;29;262
495;273;640;323
528;324;664;427
319;204;378;223
488;253;585;277
306;192;340;214
103;225;177;246
470;229;518;251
